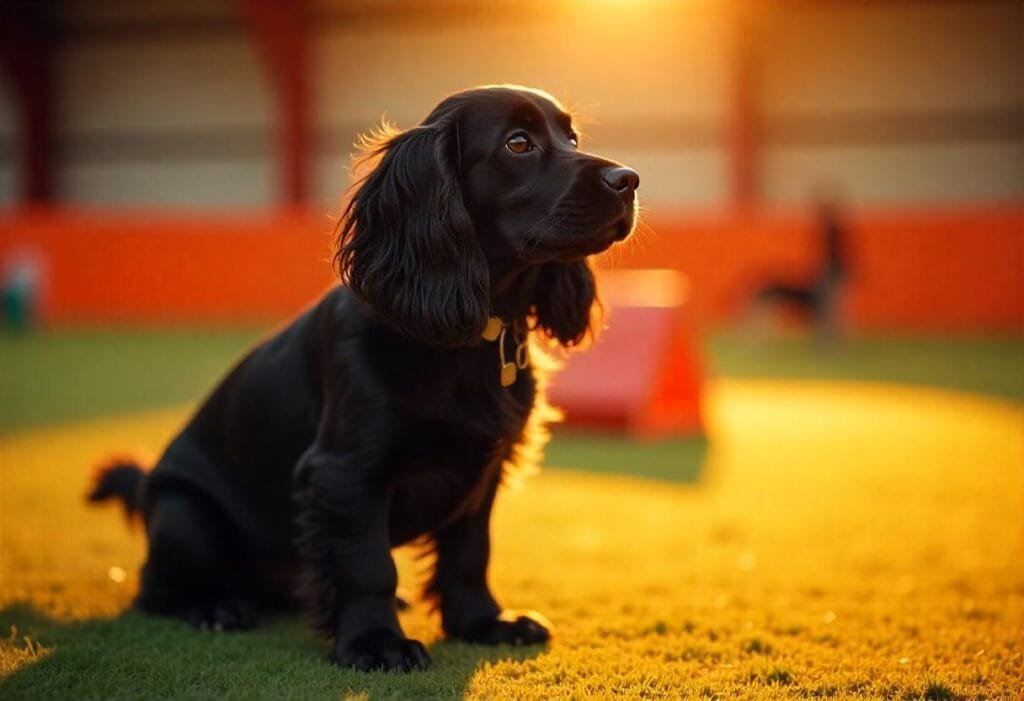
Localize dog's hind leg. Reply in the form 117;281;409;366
135;487;257;631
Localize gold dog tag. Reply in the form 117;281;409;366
515;341;528;369
482;317;503;342
500;362;517;387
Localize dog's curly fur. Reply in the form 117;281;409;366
89;85;638;672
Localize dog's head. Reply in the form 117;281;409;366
336;85;638;348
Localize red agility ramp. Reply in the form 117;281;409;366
548;269;704;437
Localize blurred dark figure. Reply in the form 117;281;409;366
750;197;850;343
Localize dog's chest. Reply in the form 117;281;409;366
387;456;501;545
383;368;534;544
385;416;512;545
381;341;536;431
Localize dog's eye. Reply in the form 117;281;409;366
506;133;534;154
568;132;578;148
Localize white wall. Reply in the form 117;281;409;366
758;0;1024;204
56;31;274;206
0;72;19;205
311;1;730;207
0;0;1020;209
762;143;1024;205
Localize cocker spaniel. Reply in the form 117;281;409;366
90;85;639;672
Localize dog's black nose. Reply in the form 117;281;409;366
601;167;640;200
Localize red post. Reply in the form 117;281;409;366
0;7;55;202
238;0;309;206
728;1;757;209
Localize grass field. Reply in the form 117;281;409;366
2;328;1023;698
2;327;1022;432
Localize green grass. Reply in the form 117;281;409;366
546;431;706;483
0;605;978;700
0;327;265;431
4;392;1022;698
0;326;711;482
2;327;1021;696
2;326;1020;434
1;605;542;700
2;372;1024;695
2;326;1019;489
707;331;1024;402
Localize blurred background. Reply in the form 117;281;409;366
0;0;1021;439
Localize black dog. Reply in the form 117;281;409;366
89;85;638;672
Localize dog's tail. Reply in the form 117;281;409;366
88;458;148;522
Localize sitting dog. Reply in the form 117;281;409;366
89;85;639;672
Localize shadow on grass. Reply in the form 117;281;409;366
0;602;546;699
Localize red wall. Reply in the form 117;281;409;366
1;204;1021;332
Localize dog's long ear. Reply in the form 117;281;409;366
533;260;599;348
335;121;489;347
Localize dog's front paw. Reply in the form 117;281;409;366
332;629;431;672
178;598;257;632
460;610;552;646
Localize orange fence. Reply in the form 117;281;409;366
1;203;1021;332
0;208;336;323
616;203;1024;333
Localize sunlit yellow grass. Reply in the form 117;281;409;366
2;380;1022;698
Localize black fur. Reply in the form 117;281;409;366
88;461;146;519
534;261;598;346
88;86;638;672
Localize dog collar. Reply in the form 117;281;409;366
482;316;528;387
